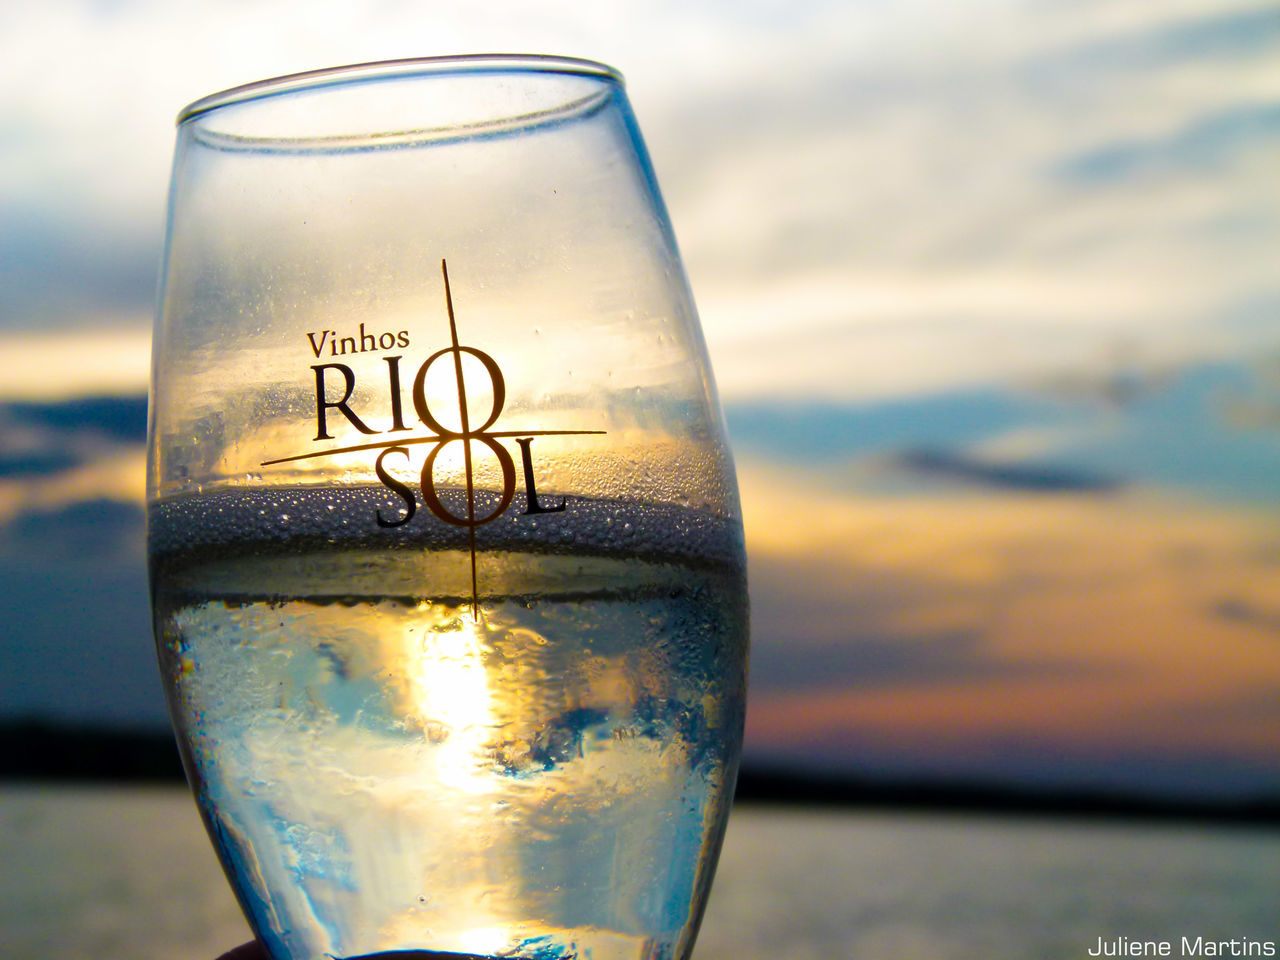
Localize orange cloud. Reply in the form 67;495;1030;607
736;460;1280;768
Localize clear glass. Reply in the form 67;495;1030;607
148;56;748;960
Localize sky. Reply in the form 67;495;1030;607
2;0;1280;799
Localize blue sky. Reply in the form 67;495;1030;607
2;0;1279;798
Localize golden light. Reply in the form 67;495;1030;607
456;926;513;957
0;327;150;400
402;613;497;795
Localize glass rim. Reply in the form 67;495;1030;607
177;54;625;126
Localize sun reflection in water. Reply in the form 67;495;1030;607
405;613;496;795
457;925;514;956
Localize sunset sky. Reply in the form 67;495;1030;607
2;0;1279;799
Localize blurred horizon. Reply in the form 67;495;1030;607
3;0;1280;805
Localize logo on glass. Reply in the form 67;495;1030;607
262;259;605;612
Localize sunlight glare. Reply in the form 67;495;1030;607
457;925;512;957
406;614;496;795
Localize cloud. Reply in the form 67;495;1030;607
726;390;1069;464
0;202;159;331
0;395;145;491
733;453;1280;791
725;359;1280;506
5;394;147;441
0;449;80;479
2;0;1275;407
0;330;151;399
2;0;1278;800
1021;4;1280;78
889;449;1120;493
746;549;1110;695
0;395;146;545
668;0;1279;378
0;383;1277;799
1055;102;1280;183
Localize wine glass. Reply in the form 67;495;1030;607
148;56;748;960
